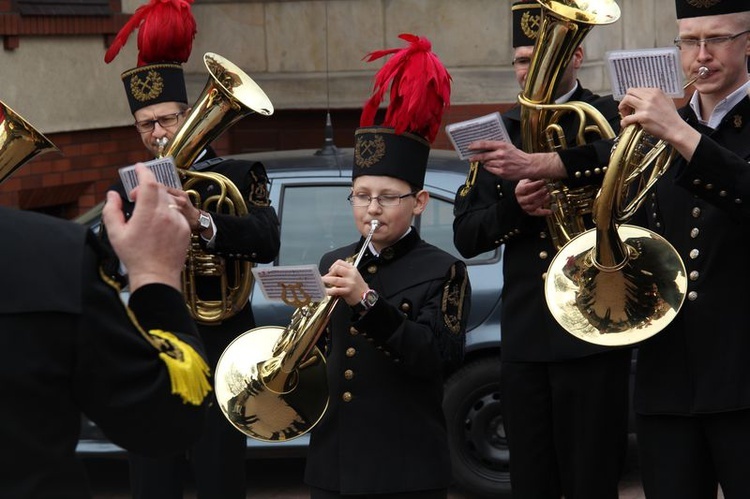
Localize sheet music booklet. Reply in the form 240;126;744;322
252;265;328;308
445;112;511;160
606;47;685;101
119;156;182;202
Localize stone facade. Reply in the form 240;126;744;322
0;0;681;133
0;0;683;215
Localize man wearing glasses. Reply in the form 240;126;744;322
619;1;750;497
102;1;280;498
132;104;189;158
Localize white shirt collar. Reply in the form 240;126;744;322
367;227;412;257
555;81;579;104
689;80;750;129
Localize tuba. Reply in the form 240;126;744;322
518;0;621;250
213;220;380;442
543;68;709;346
0;100;59;185
161;52;274;324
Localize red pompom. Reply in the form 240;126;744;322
360;34;451;143
105;0;196;66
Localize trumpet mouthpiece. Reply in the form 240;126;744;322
156;137;168;156
684;67;710;89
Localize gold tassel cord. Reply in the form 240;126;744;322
150;329;212;406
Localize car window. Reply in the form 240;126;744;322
278;185;353;266
278;184;494;267
418;195;495;263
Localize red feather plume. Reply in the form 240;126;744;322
104;0;197;66
360;34;451;143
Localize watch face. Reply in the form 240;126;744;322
199;212;210;229
363;290;378;308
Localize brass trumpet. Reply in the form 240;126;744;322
214;220;380;442
161;53;274;324
0;100;59;185
520;0;621;250
544;67;709;346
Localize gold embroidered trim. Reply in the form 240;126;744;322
521;11;541;40
355;134;387;168
442;263;469;334
685;0;721;8
459;161;480;197
130;69;164;103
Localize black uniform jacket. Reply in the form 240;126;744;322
0;208;207;498
304;229;471;494
105;153;281;363
633;96;750;415
453;84;622;362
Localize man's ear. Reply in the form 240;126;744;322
413;189;429;216
572;46;584;69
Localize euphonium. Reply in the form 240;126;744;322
213;220;380;442
162;52;274;324
518;0;621;250
0;100;59;185
543;67;709;346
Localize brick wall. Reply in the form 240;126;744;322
0;103;512;218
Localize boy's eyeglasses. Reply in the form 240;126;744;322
134;111;185;133
674;30;750;51
347;192;417;207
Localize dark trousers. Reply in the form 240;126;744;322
500;349;631;499
128;392;247;499
636;409;750;499
310;487;447;499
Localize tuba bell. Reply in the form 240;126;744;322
0;100;59;185
543;68;709;346
517;0;621;250
213;221;380;442
161;52;274;324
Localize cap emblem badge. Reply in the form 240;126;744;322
130;69;164;103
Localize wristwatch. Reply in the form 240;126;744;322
353;289;379;315
197;211;211;231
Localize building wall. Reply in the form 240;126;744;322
0;0;682;216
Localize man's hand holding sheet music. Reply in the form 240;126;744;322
446;112;568;182
469;142;566;182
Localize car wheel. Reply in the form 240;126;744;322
443;355;510;498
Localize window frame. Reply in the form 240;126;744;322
0;0;127;50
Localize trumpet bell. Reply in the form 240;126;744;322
539;0;621;25
545;224;687;346
0;101;59;184
203;52;273;116
214;326;329;442
168;52;274;168
162;52;274;324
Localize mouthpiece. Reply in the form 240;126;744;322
156;137;168;157
685;66;710;88
369;219;380;232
